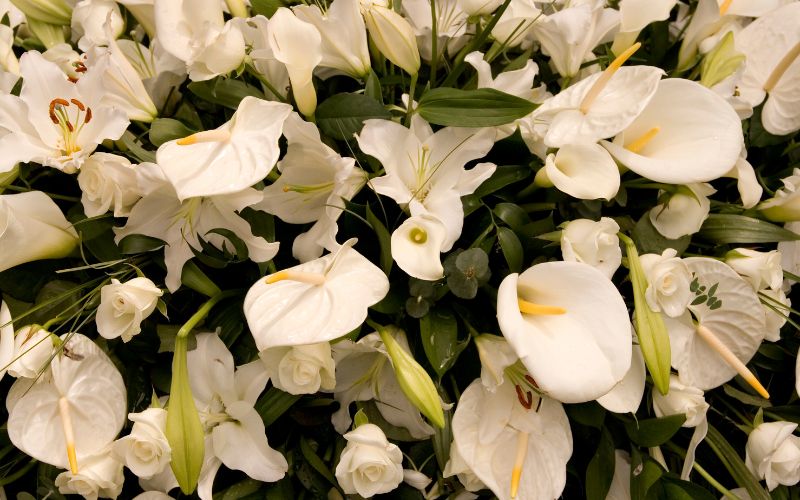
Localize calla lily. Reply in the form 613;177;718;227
157;96;293;201
735;2;800;136
358;118;496;250
649;183;715;239
665;257;768;396
759;168;800;222
597;340;646;414
450;378;573;500
391;214;447;281
268;8;322;117
611;0;676;55
535;142;620;200
497;261;632;403
0;191;79;273
602;78;743;184
244;239;389;350
7;333;126;474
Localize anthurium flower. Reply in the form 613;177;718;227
535;142;620;200
497;261;632;403
723;153;762;209
450;378;573;500
560;217;621;279
649;184;715;239
391;214;447;281
358;118;496;250
96;277;163;342
244;239;389;350
602;78;743;184
0;50;129;174
187;333;288;497
7;333;126;474
735;2;800;135
157;96;292;201
256;112;366;262
611;0;676;55
0;190;79;273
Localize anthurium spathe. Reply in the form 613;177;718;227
0;50;129;174
6;333;126;474
0;190;79;273
243;239;389;350
602;78;743;184
157;96;293;201
535;142;620;200
358;118;496;250
496;261;632;403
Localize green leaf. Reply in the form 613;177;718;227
586;428;616;500
366;205;393;275
180;261;222;297
497;227;523;272
472;165;532;197
188;78;265;109
118;131;156;163
118;234;166;254
419;306;462;377
300;437;340;490
631;454;665;500
149;118;196;147
700;214;800;244
365;69;383;104
250;0;289;16
316;93;390;140
417;88;537;127
706;424;771;500
647;477;717;500
632;214;690;256
624;414;686;447
566;402;606;429
255;387;301;427
493;203;532;232
216;479;263;500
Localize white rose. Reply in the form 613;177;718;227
55;450;125;500
7;325;54;378
726;248;783;291
71;0;125;51
762;288;790;342
260;342;336;395
77;153;142;218
334;423;404;497
649;183;715;239
97;277;163;342
560;217;621;278
652;375;708;428
745;421;800;491
112;407;171;479
640;248;692;318
759;168;800;222
133;492;174;500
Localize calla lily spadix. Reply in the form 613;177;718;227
602;78;743;184
534;142;620;200
530;43;664;148
665;257;769;398
6;333;126;475
497;261;632;403
244;239;389;350
391;214;447;281
158;96;292;201
269;8;323;117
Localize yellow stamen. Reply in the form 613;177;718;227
625;127;661;154
763;40;800;93
696;325;769;399
719;0;733;16
518;298;566;315
580;42;641;114
59;397;79;474
265;270;326;286
510;431;530;499
176;129;231;146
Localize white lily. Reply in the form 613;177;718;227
116;0;155;37
457;0;501;16
7;333;126;474
236;15;290;102
157;96;293;201
490;0;542;49
70;0;124;51
0;191;79;273
255;112;366;262
244;239;389;350
473;334;519;392
649;184;715;239
611;0;676;55
358;118;496;250
535;142;620;200
391;214;447;281
0;50;129;174
187;333;288;498
114;38;186;112
497;261;632;403
0;24;19;76
403;0;469;62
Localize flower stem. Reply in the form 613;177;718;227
693;461;742;500
177;290;240;339
405;73;419;126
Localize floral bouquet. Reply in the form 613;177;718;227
1;0;800;498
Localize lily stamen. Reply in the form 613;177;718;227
515;384;534;409
265;270;326;285
625;127;661;153
763;40;800;93
510;431;530;499
579;42;642;114
518;298;566;315
48;97;92;155
58;397;79;474
177;129;232;146
719;0;733;16
695;324;770;399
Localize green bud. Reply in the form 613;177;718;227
0;165;18;194
700;31;745;88
26;18;67;49
353;408;369;428
11;0;72;25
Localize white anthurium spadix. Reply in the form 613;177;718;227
529;44;664;148
497;261;632;403
597;331;646;414
244;239;390;350
0;50;129;174
255;112;367;262
735;2;800;136
535;142;620;200
268;8;323;118
391;214;447;281
611;0;676;55
293;0;371;79
0;191;79;273
451;378;573;500
187;333;287;498
602;78;744;184
6;333;126;475
0;300;13;380
358;118;496;251
157;96;293;201
665;257;769;398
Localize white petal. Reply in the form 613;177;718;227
543;143;620;200
391;214;447;280
597;341;646;413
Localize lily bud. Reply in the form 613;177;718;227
11;0;72;25
363;5;420;75
700;31;744;88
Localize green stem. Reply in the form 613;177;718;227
429;0;438;87
693;461;742;500
404;72;419;126
0;184;80;202
177;290;240;339
0;459;38;486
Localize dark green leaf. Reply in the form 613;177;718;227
149;118;196;147
419;306;461;377
647;477;717;500
632;214;690;256
255;387;301;427
216;479;262;500
250;0;288;16
118;234;166;254
300;437;339;490
316;93;390;140
497;227;523;272
366;205;393;275
472;165;532;197
365;69;383;104
699;214;800;244
631;453;664;500
624;414;686;447
706;424;771;500
417;87;537;127
750;105;793;147
586;428;615;500
119;131;156;163
188;78;265;109
567;402;606;429
493;203;531;232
